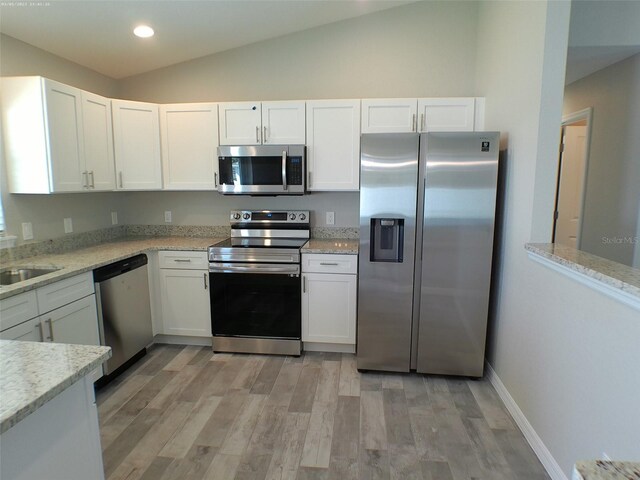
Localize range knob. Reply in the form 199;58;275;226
289;213;297;221
242;213;250;220
299;213;306;221
232;212;241;220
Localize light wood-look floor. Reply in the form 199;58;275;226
96;345;550;480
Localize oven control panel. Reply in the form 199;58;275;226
230;210;310;224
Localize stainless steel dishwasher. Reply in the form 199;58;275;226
93;254;153;375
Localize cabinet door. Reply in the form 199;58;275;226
112;99;162;190
82;91;115;191
160;269;212;337
218;102;262;145
0;317;43;342
306;100;360;191
41;294;100;347
302;273;356;344
43;79;85;192
361;98;417;133
160;103;219;190
262;101;305;144
417;98;475;132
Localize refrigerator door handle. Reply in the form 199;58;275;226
420;177;426;261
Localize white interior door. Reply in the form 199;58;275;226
555;125;587;248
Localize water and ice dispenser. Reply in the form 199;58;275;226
370;218;404;262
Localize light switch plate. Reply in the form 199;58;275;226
21;222;33;240
111;211;118;225
164;211;172;223
64;218;73;233
326;211;335;225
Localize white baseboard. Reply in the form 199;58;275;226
153;334;212;347
485;362;569;480
303;342;355;353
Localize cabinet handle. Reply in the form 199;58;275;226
45;318;54;341
264;126;267;143
320;262;339;266
214;172;218;188
82;171;88;188
412;114;416;132
37;321;45;342
119;171;123;188
173;259;192;263
89;171;95;188
308;171;312;188
204;273;208;290
256;126;260;143
420;113;425;132
303;275;306;293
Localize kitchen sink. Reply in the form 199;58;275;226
0;267;60;286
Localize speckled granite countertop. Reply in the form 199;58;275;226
301;239;359;254
526;243;640;300
0;340;111;433
0;236;226;300
573;460;640;479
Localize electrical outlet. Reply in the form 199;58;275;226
64;218;73;233
21;222;33;241
326;211;335;225
111;211;118;225
164;211;172;223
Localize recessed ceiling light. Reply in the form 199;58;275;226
133;25;154;38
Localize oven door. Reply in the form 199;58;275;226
217;145;305;195
209;263;301;340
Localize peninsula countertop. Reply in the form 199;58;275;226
0;340;111;433
0;236;227;300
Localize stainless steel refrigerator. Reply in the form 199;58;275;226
357;132;500;377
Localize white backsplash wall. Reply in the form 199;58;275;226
119;191;359;229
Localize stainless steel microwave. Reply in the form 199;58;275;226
217;145;305;195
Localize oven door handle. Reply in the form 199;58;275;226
209;263;300;275
282;150;288;191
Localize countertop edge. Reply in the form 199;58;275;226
525;243;640;308
0;236;227;300
0;346;112;434
300;239;359;255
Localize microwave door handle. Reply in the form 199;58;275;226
282;150;288;190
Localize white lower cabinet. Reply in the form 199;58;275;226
159;251;211;338
302;254;357;346
0;273;102;380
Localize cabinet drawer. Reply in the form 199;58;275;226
302;254;357;274
0;291;39;332
159;250;208;270
37;272;94;314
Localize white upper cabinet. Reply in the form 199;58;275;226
417;97;476;132
1;77;83;193
0;77;117;193
361;97;481;134
160;103;219;190
261;101;306;144
112;99;163;190
306;99;361;191
361;98;418;134
218;101;305;145
81;91;115;191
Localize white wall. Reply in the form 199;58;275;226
563;54;640;266
477;1;640;478
117;1;479;103
0;34;124;243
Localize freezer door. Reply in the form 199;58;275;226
357;133;419;372
417;132;499;376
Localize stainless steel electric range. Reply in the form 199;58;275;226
208;210;310;356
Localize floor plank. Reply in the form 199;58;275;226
97;346;551;480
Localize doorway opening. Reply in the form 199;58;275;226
552;108;592;248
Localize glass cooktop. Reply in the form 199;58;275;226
211;237;309;249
